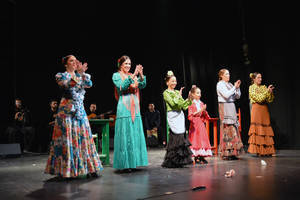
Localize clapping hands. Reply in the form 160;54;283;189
76;60;88;75
134;64;143;76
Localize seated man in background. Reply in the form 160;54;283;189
87;103;103;147
87;103;104;120
87;102;114;149
5;98;35;153
144;103;164;147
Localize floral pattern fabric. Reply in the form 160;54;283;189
45;72;103;178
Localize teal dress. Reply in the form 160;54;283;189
112;72;148;169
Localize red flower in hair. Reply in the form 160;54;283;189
117;58;121;67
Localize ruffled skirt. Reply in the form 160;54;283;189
45;111;103;178
248;103;275;155
162;130;193;168
189;121;212;157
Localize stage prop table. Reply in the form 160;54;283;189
89;118;114;165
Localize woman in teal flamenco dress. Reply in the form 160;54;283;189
45;55;103;178
112;55;148;171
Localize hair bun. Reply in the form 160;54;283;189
249;73;254;78
167;70;174;76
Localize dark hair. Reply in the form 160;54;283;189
15;97;22;101
117;55;131;70
164;71;176;83
49;99;58;104
61;55;74;65
249;72;261;84
218;68;228;81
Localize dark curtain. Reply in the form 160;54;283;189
1;0;299;148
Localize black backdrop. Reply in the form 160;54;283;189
1;0;300;149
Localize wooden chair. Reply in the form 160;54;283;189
237;108;242;135
205;118;219;155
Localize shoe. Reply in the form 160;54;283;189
195;156;201;163
222;156;229;160
90;172;99;178
231;156;239;160
192;157;196;165
201;158;208;164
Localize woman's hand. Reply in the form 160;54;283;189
133;65;139;76
179;87;185;97
202;104;207;111
137;64;143;76
234;80;241;88
268;84;275;93
194;104;206;116
77;60;88;75
137;64;144;81
188;91;193;101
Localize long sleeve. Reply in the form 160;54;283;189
201;110;210;122
249;84;274;104
81;73;92;88
56;72;76;88
217;81;237;99
200;102;210;121
266;92;274;103
181;98;193;110
138;76;146;89
188;105;198;122
112;72;134;92
163;90;180;108
163;90;192;111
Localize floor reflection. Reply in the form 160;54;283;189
247;157;276;200
1;150;300;200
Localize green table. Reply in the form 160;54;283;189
89;119;114;166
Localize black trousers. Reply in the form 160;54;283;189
6;126;35;152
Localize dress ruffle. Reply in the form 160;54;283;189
191;148;212;157
162;131;193;168
247;103;275;156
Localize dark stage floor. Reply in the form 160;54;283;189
1;149;300;200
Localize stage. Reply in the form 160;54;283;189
1;149;300;200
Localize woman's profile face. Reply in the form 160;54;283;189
167;76;177;89
121;59;131;73
65;56;77;71
222;70;230;82
254;74;262;85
